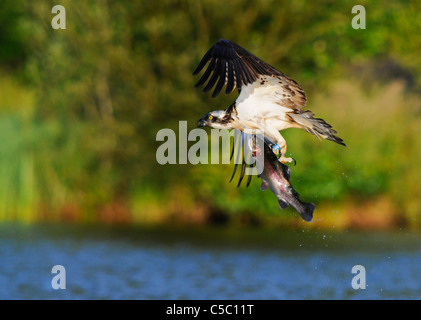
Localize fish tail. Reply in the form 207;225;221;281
280;197;314;221
297;202;315;222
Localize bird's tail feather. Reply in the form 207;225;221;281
287;111;346;146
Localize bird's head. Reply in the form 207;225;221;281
197;110;232;129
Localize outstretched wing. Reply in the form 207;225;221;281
193;39;307;111
193;39;286;98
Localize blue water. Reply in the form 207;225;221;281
1;225;420;299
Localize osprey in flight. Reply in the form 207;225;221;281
195;39;345;163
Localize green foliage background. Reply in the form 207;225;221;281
1;0;421;227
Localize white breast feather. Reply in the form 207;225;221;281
235;76;295;130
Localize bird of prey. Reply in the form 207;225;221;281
195;39;345;163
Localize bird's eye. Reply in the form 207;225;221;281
208;115;213;120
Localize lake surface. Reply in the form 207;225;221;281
1;224;420;299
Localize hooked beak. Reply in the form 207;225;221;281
197;115;208;127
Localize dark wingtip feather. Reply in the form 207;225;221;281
246;164;254;187
229;162;238;183
194;58;215;88
237;161;246;188
230;130;239;161
230;131;243;183
212;58;227;98
192;48;212;75
203;58;222;93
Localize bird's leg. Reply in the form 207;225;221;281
279;144;296;165
237;120;265;157
270;131;296;165
238;121;296;164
